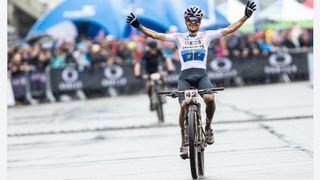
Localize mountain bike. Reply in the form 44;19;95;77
149;73;166;123
159;87;224;179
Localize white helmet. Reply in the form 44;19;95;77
184;6;204;19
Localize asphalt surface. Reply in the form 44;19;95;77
7;82;313;180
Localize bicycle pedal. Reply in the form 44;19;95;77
180;154;189;160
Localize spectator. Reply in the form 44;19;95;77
281;31;296;49
50;47;66;68
214;38;229;57
290;22;303;47
89;44;105;68
245;34;260;57
256;31;273;55
36;49;51;71
227;34;241;57
299;30;313;48
117;41;133;64
73;47;91;71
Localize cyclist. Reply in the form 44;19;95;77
127;1;256;158
134;40;173;111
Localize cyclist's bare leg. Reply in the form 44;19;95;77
203;93;216;144
145;80;153;110
179;101;188;158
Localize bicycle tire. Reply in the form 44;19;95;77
198;150;204;176
197;120;205;176
156;98;164;123
188;109;198;179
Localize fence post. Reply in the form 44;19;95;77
307;52;313;87
45;66;56;103
7;78;15;107
25;72;38;105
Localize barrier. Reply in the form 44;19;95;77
307;52;313;86
206;51;309;81
7;79;15;106
11;72;27;100
29;70;47;97
9;51;311;103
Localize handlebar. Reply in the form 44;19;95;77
158;87;224;98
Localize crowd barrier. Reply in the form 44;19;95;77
8;51;312;104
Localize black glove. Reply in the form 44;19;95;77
244;1;256;18
126;13;141;29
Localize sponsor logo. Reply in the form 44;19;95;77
264;52;297;74
30;72;46;82
59;67;83;90
101;65;127;87
63;5;96;18
207;57;237;79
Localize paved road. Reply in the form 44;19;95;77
8;82;313;180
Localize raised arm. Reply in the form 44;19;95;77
221;1;256;36
127;13;166;41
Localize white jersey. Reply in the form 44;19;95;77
164;30;222;71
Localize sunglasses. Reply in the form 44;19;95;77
186;17;201;23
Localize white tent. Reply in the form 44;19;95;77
258;0;313;21
217;0;254;24
46;21;78;42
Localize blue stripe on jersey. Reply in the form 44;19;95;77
193;49;206;61
181;50;194;62
181;49;206;62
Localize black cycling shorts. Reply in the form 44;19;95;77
177;68;214;103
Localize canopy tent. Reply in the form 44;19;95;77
216;0;255;32
29;0;230;39
304;0;313;8
160;0;230;32
258;0;313;21
257;0;313;29
29;0;123;38
122;0;229;35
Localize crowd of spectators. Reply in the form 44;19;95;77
7;24;313;105
210;24;313;59
8;24;313;76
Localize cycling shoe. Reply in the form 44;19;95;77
205;127;215;145
180;146;188;160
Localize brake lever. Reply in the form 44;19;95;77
170;92;179;98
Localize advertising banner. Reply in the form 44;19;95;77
49;65;145;93
11;73;27;99
29;71;47;97
82;65;144;90
44;52;311;95
50;66;84;93
263;52;308;76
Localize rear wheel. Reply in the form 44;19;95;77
156;98;164;123
188;110;198;179
198;150;204;176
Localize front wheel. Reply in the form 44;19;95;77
188;110;198;179
197;125;205;176
156;99;164;123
